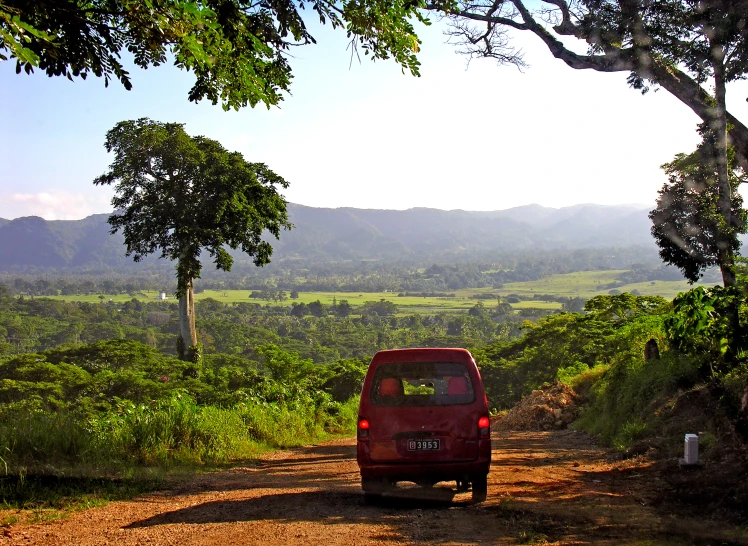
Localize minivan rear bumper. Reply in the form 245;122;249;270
358;439;491;480
358;458;491;480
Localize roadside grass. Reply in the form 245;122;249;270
0;396;359;513
557;363;610;399
575;351;703;448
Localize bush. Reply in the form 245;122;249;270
577;351;702;447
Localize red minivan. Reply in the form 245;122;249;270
356;348;491;502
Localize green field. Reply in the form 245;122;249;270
41;290;489;313
37;269;716;314
493;270;718;300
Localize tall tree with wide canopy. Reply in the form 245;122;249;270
94;118;292;361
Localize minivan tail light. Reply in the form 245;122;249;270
358;418;370;439
478;416;490;438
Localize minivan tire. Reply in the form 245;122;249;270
471;474;488;502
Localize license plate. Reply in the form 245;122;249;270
408;439;440;451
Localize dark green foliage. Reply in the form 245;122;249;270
0;338;363;479
0;290;523;366
666;285;748;366
474;294;669;410
1;0;425;110
494;302;514;316
583;293;668;321
573;281;747;448
319;359;367;402
561;297;586;313
253;344;315;383
333;299;353;318
650;131;747;283
0;338;373;414
468;301;489;319
0;341;186;412
361;299;398;316
308;300;327;317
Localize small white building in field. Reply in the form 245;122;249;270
158;292;167;300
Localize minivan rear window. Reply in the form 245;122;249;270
370;362;475;406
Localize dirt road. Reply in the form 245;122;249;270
1;431;746;545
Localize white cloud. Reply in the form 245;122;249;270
0;190;113;220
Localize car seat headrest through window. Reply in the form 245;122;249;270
379;377;403;396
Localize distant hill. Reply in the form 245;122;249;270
0;203;658;272
271;203;656;260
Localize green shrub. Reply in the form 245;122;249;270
555;361;590;385
577;351;702;447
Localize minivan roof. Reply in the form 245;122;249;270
370;348;475;364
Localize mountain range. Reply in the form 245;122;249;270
0;203;658;272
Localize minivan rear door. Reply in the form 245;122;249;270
365;362;480;463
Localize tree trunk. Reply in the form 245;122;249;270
712;52;736;288
178;277;197;360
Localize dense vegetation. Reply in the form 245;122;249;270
0;280;522;494
0;337;361;470
0;286;526;359
0;261;746;509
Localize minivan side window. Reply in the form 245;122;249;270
370;362;475;406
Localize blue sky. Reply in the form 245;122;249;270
1;15;747;220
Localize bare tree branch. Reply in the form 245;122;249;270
426;0;748;171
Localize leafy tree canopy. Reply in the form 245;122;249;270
95;118;291;295
650;128;748;283
1;0;428;110
583;293;669;321
94;118;292;359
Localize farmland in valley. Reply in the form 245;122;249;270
40;270;717;314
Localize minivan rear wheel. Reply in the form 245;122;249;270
471;474;488;502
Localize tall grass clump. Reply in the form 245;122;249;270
90;392;358;466
0;393;360;477
89;394;259;466
0;404;94;470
